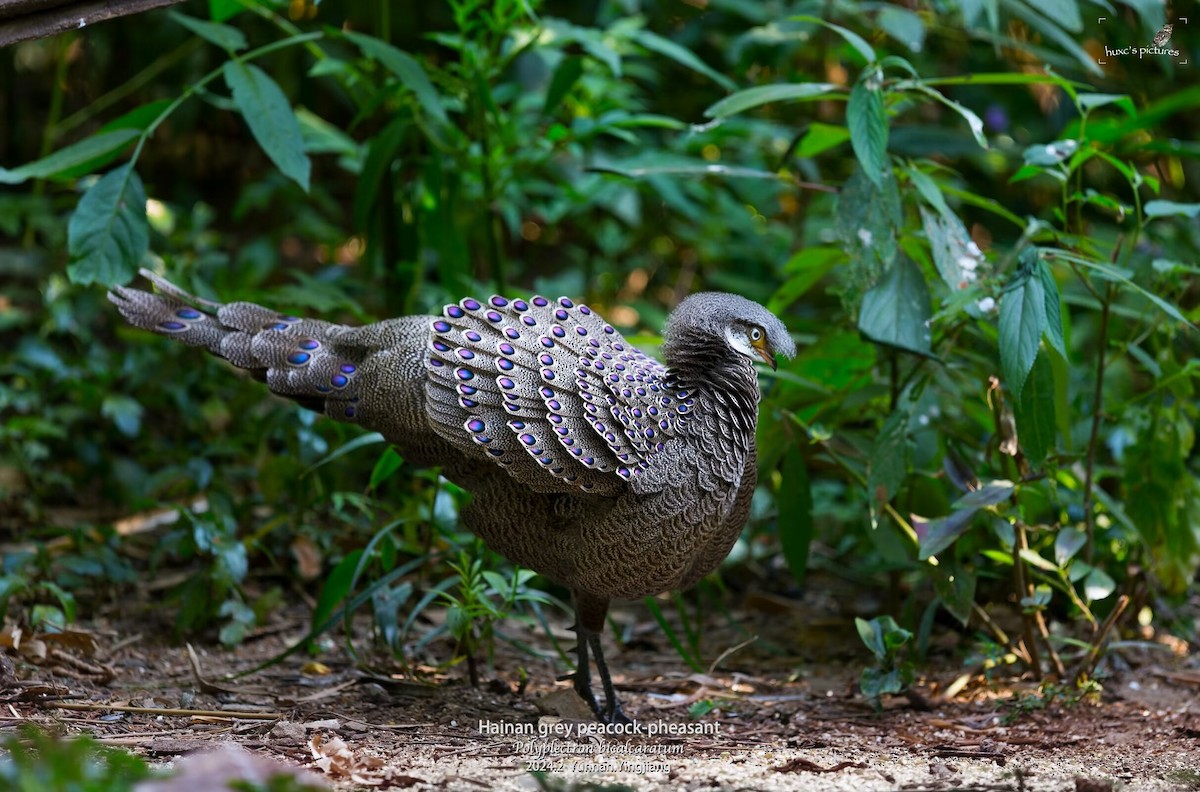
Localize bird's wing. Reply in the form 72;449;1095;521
424;296;690;496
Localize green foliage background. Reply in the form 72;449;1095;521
1;0;1197;681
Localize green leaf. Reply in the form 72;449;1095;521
768;247;841;314
344;31;449;127
0;129;139;185
1020;0;1081;32
916;508;978;560
632;29;736;91
999;260;1046;397
858;257;932;356
369;447;404;490
296;107;360;157
353;115;406;230
909;167;952;219
208;0;241;22
223;62;311;191
1023;139;1078;166
590;161;780;180
868;403;912;510
1083;567;1116;601
303;432;385;476
878;6;925;52
101;394;144;437
1078;93;1136;116
1079;259;1194;329
910;84;987;149
795;123;851;157
67;164;148;286
791;15;876;63
855;616;886;660
1144;200;1200;218
312;550;364;630
847;77;889;186
919;205;979;292
1019;548;1059;572
542;55;584;116
703;82;838;118
1014;351;1055;464
860;667;906;702
778;447;814;585
931;559;976;625
954;479;1015;508
1003;0;1101;75
1038;259;1067;358
1055;527;1087;566
169;11;246;50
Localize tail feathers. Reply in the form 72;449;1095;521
107;268;369;423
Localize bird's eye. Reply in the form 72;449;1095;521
749;326;763;342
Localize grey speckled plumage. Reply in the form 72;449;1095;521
108;270;796;723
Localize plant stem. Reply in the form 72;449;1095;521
1083;282;1114;565
1011;522;1042;676
1072;594;1130;683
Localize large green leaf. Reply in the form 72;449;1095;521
931;558;976;625
847;77;889;186
858;257;932;356
542;55;583;116
1039;258;1067;358
1014;351;1055;464
878;6;925;52
791;15;876;63
953;480;1015;508
67;164;148;286
223;62;311;191
768;247;841;315
867;401;913;518
704;82;838;118
919;205;978;292
632;29;736;91
778;447;814;585
0;129;139;185
999;257;1046;397
1145;200;1200;218
917;508;977;560
170;11;246;50
344;31;449;127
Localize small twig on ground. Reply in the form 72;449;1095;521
45;701;282;719
706;635;758;676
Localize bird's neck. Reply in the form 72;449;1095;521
664;339;762;437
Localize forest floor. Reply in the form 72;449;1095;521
2;575;1199;792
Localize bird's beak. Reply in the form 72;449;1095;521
756;347;777;370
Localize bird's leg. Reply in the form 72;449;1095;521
587;632;633;725
568;620;601;717
571;591;633;725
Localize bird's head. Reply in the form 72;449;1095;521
661;292;796;372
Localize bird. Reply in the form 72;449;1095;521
108;269;796;723
1151;23;1173;47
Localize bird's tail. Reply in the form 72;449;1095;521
107;269;431;428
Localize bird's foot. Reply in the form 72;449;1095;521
599;698;637;728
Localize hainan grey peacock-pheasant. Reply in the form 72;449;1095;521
109;269;795;723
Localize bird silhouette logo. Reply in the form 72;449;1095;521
1151;23;1173;47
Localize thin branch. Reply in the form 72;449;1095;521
1072;594;1130;683
0;0;185;46
1083;282;1115;564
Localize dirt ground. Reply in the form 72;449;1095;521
2;582;1199;792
